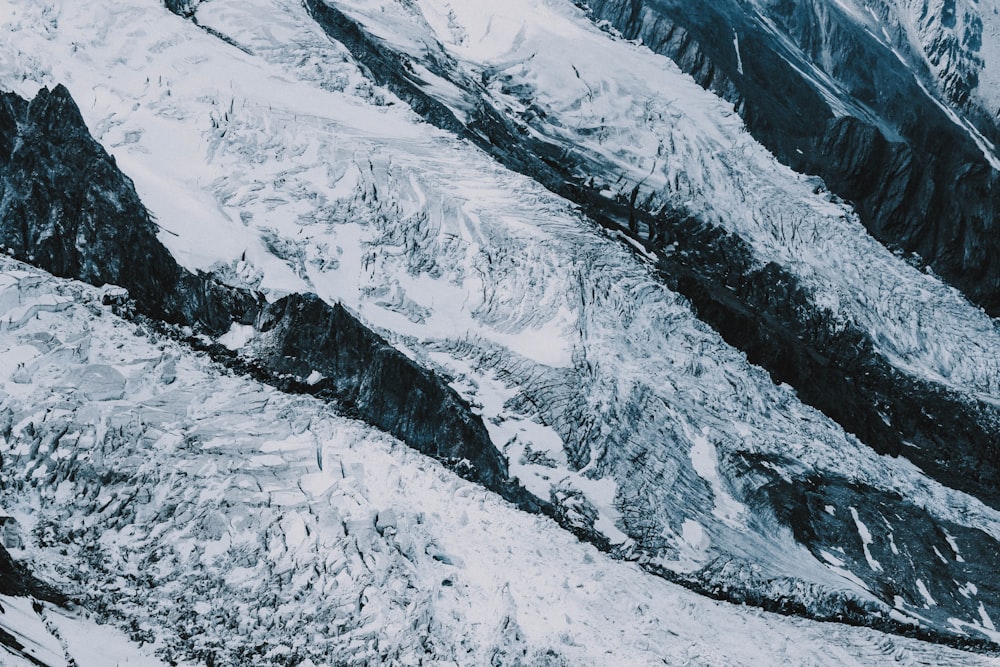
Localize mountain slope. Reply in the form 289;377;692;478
3;0;1000;654
585;0;1000;315
291;0;1000;513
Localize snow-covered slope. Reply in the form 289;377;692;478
0;592;169;667
3;0;1000;652
1;257;997;666
586;0;1000;317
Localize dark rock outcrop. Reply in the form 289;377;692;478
753;458;1000;647
0;85;259;333
163;0;201;18
0;543;64;604
249;293;512;492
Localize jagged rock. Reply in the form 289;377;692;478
0;85;256;333
0;542;64;604
163;0;201;18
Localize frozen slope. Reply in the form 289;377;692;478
4;0;1000;645
0;592;170;667
310;0;1000;402
583;0;1000;317
6;259;1000;665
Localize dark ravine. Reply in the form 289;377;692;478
0;84;532;511
583;0;1000;316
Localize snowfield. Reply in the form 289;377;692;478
3;0;1000;653
0;259;997;666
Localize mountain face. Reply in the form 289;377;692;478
585;0;1000;315
0;82;527;507
2;0;1000;664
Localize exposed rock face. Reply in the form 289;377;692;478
585;0;1000;315
163;0;201;17
0;543;63;604
0;85;258;333
758;464;1000;643
1;86;183;324
0;85;521;505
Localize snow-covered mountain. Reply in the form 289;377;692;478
587;0;1000;314
4;258;998;666
1;0;1000;664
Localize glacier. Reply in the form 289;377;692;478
1;0;1000;662
0;257;996;665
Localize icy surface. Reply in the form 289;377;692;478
4;0;1000;646
325;0;1000;397
0;259;997;665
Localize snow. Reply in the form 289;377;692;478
689;428;746;528
944;530;966;562
0;260;995;665
3;0;1000;650
916;579;938;608
848;507;882;572
0;595;68;667
217;323;256;350
981;603;998;632
733;30;745;75
47;606;174;667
